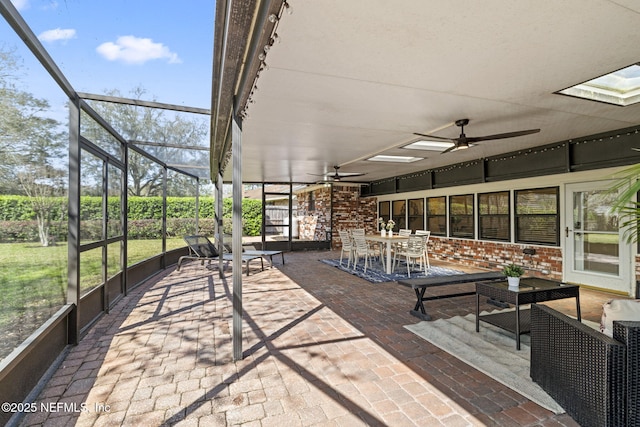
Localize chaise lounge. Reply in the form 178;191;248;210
177;235;263;275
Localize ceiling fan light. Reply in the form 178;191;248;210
451;143;469;151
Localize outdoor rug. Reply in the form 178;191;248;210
404;312;566;414
321;258;464;283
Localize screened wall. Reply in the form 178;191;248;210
0;5;209;423
0;15;69;364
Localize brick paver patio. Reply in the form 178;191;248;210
19;250;613;426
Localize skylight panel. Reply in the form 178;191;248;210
367;155;423;163
557;63;640;106
402;140;455;151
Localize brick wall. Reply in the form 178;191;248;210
328;189;564;278
429;237;563;278
331;185;377;250
329;194;639;295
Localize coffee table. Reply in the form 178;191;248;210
475;277;581;350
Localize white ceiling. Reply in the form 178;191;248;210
225;0;640;184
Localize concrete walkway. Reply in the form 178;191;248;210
20;250;612;426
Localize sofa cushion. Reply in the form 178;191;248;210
600;299;640;337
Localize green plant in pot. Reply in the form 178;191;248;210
503;263;524;288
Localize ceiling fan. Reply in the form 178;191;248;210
414;119;540;154
308;165;366;182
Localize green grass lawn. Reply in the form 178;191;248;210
0;238;185;360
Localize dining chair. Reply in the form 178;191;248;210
352;234;378;272
338;229;354;268
414;230;431;269
351;227;380;255
391;228;413;270
351;228;365;237
394;235;427;277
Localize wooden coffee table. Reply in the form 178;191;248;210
475;277;581;350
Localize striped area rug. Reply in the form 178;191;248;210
404;312;565;414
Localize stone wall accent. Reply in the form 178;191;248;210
296;186;331;240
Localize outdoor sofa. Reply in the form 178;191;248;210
530;303;640;427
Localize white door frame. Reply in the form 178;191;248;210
563;180;633;294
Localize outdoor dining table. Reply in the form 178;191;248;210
364;234;410;274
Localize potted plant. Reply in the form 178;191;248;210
503;263;525;288
386;219;395;236
378;218;386;236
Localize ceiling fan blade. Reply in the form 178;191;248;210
413;132;456;142
336;172;366;178
307;172;366;180
308;165;366;180
465;128;540;143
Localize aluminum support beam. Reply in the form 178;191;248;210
195;177;201;234
0;0;76;99
216;170;224;275
232;114;243;361
67;99;80;345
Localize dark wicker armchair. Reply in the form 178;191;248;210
530;303;640;427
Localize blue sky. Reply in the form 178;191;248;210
7;0;215;109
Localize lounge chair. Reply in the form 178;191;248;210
177;235;263;276
241;244;285;268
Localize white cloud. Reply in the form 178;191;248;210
96;35;181;65
38;28;77;43
10;0;29;11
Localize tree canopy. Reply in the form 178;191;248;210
0;45;68;246
82;87;210;197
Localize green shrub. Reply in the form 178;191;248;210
0;196;66;221
0;196;262;241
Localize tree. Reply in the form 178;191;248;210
0;44;24;194
17;166;66;246
81;87;209;196
0;45;67;246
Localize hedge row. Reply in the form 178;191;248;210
0;196;263;242
0;195;218;221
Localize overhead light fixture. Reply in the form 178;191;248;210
451;142;469;151
367;155;423;163
403;140;455;151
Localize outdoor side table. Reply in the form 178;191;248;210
475;277;581;350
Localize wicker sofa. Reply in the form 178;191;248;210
530;304;640;427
